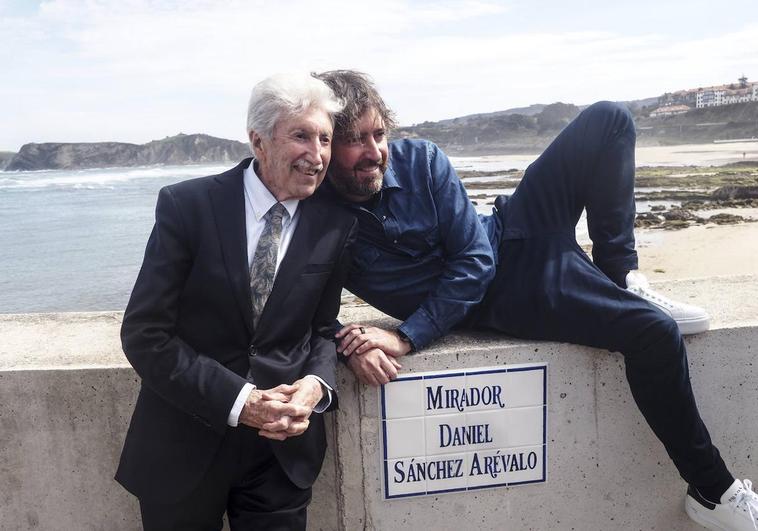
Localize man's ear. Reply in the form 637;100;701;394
250;131;264;158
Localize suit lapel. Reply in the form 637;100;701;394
209;159;255;336
255;197;319;335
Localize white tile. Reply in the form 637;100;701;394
425;413;471;456
503;365;547;408
382;376;426;420
462;365;546;412
466;406;545;450
462;410;501;453
420;372;469;416
503;445;546;485
384;417;426;459
425;452;470;494
503;406;546;447
461;369;510;414
465;448;510;490
466;445;545;490
385;456;428;498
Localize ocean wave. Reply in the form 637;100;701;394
0;164;230;190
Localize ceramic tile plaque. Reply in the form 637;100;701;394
380;363;547;499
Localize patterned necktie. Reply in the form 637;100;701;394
250;202;288;328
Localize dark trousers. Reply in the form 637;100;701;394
473;101;732;491
139;427;311;531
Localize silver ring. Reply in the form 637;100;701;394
360;327;366;335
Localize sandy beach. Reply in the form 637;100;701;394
635;141;758;167
636;219;758;281
451;141;758;171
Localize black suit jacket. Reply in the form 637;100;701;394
115;159;357;504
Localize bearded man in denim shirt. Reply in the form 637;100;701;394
315;70;757;531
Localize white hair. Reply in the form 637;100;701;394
246;73;343;140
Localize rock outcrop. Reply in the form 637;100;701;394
5;134;251;171
0;151;15;170
711;185;758;200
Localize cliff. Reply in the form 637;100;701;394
5;133;251;171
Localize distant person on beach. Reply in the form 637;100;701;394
315;69;757;531
115;73;356;530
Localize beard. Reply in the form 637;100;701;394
329;157;387;199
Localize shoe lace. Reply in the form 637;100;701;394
627;283;675;310
732;479;758;530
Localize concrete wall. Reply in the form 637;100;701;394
0;367;140;529
0;275;756;530
332;326;758;531
0;312;341;531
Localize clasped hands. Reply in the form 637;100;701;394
239;376;323;441
335;324;411;387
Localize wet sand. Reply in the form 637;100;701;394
636;220;758;281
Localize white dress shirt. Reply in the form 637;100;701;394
227;160;333;427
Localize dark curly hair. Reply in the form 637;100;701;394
314;70;397;139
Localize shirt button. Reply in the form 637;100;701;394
382;215;387;221
248;344;257;357
393;239;398;244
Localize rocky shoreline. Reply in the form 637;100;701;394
634;163;758;230
461;162;758;231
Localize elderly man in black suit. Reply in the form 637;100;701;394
115;73;357;530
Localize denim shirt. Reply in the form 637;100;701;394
326;139;496;350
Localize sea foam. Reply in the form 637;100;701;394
0;164;229;191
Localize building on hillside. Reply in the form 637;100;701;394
649;104;691;118
696;76;758;108
658;89;699;107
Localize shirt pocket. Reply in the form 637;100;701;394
396;226;439;259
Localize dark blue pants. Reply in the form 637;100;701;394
473;101;732;491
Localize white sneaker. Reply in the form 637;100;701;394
685;479;758;530
625;271;710;335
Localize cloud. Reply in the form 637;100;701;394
380;26;758;124
0;0;757;149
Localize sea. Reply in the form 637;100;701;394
2;141;756;314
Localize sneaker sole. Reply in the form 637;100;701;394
677;316;710;336
685;495;728;530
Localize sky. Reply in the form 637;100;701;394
2;0;758;151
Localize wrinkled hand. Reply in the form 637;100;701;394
238;384;310;441
336;324;412;358
288;376;324;412
346;348;402;386
258;376;324;439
